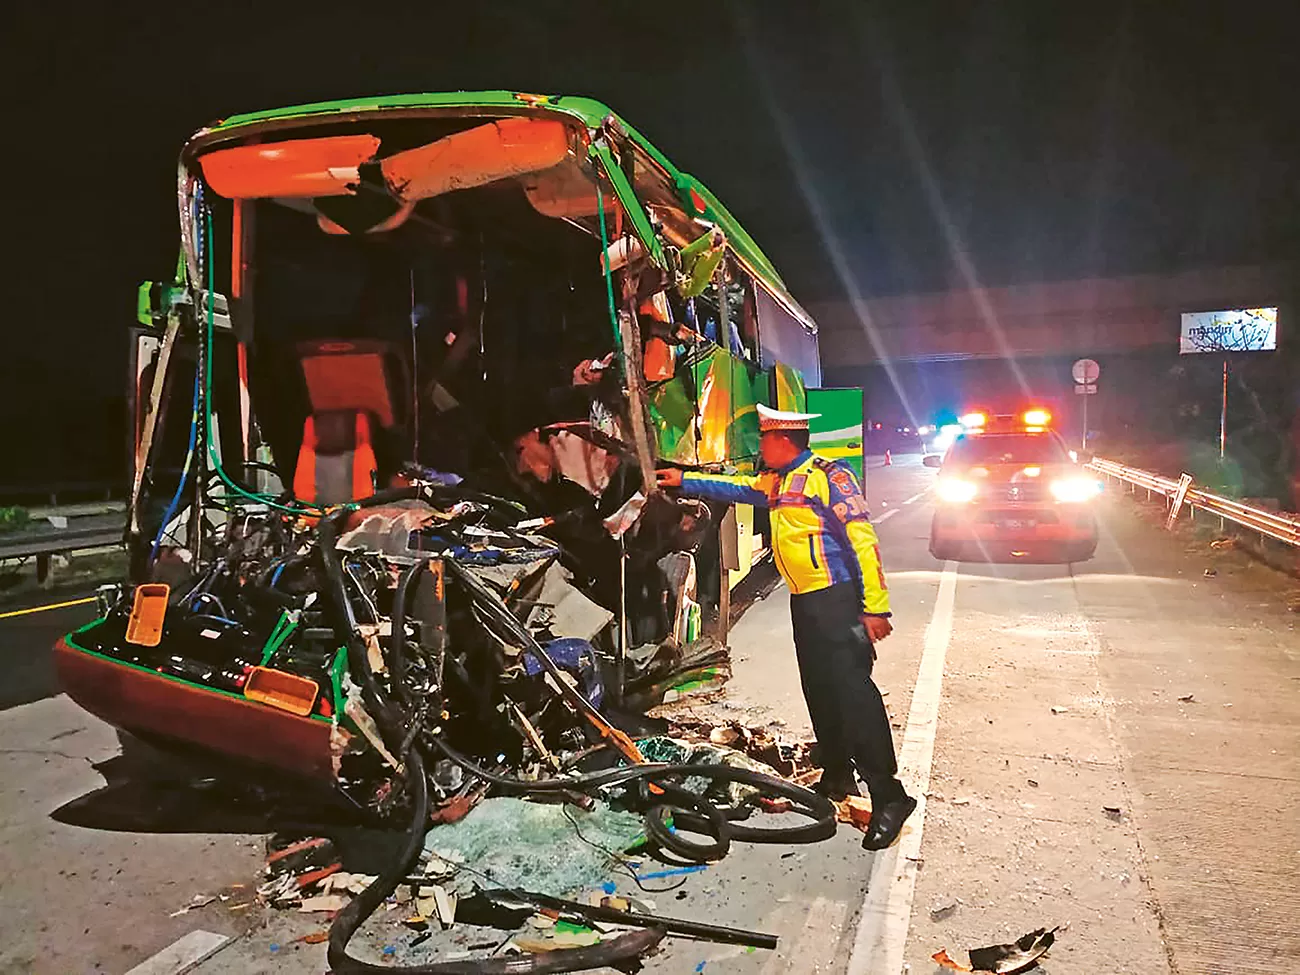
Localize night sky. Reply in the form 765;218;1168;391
5;1;1299;484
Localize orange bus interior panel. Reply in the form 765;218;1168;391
199;134;381;199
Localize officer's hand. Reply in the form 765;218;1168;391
864;615;893;643
656;468;683;489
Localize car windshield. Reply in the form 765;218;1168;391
948;432;1069;465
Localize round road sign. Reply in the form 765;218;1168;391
1072;358;1100;384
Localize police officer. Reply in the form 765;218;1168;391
656;404;916;850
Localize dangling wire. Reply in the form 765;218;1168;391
410;269;420;462
197;204;327;516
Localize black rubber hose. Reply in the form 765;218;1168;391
643;802;730;862
390;561;428;707
431;739;837;845
317;508;407;755
328;749;430;971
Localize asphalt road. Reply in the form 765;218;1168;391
1;455;1296;974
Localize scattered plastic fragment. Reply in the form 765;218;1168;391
835;795;874;830
1103;806;1123;821
300;894;349;913
1203;567;1217;577
1050;706;1068;715
930;899;959;921
933;926;1058;972
169;893;217;916
635;864;708;882
1178;694;1195;703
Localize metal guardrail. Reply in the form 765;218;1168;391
1089;457;1300;548
0;480;121;506
0;513;125;584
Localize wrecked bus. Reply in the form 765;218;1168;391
54;91;827;799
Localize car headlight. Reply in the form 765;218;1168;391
1050;477;1102;502
936;478;978;503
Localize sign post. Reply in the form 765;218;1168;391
1071;358;1100;450
1178;307;1279;462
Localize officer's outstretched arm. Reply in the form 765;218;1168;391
821;463;891;616
680;470;776;508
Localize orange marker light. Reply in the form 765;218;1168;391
960;412;987;428
1022;409;1051;426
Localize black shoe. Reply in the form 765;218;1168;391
812;772;860;802
861;794;917;850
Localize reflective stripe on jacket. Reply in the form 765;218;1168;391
681;450;890;615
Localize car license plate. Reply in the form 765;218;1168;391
998;519;1034;530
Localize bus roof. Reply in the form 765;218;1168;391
185;90;815;333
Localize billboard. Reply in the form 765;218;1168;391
1179;307;1277;354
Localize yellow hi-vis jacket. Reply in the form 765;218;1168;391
681;450;891;616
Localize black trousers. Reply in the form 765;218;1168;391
789;581;903;803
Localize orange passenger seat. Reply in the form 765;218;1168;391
293;410;378;505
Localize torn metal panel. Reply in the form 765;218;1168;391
380;118;572;203
520;562;614;644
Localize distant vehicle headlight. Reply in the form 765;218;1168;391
931;431;956;452
936;478;978;503
1050;477;1102;503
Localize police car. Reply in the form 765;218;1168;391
923;409;1101;562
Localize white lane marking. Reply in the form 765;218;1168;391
125;930;230;975
875;488;929;525
846;560;959;975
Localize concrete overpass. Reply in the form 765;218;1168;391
810;264;1296;453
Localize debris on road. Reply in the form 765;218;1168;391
1103;806;1124;821
930;898;960;921
1050;706;1069;715
834;795;874;830
933;926;1059;972
168;894;217;917
300;894;349;914
1178;693;1195;702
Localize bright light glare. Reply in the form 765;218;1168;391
917;425;933;436
936;478;978;503
1023;409;1051;426
1022;466;1042;477
1050;477;1102;502
932;432;956;451
960;412;987;428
